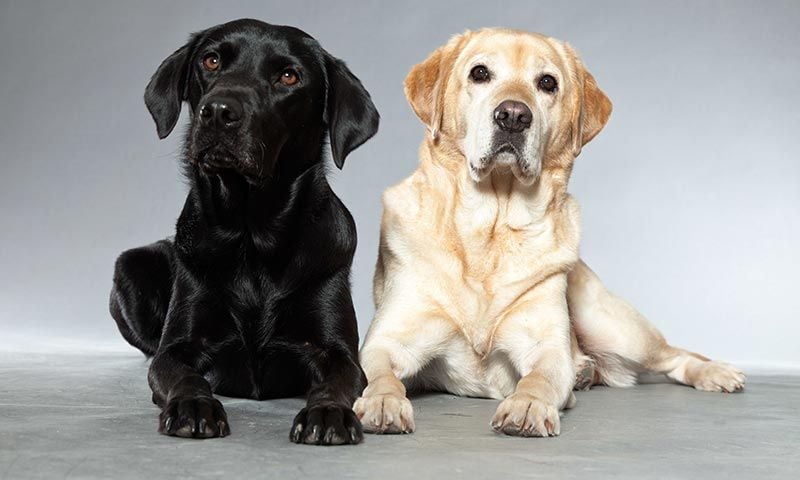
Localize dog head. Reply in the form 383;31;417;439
144;19;379;183
405;28;611;185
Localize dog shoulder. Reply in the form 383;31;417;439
380;168;444;256
377;167;446;274
381;170;425;221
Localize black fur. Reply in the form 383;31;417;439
110;19;378;445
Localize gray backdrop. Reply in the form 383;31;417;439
1;1;798;369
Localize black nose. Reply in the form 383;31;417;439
493;100;532;133
199;97;243;130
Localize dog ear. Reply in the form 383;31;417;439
574;70;612;154
323;55;380;169
566;46;613;156
144;34;200;139
404;33;470;139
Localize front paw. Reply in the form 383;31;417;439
491;394;560;437
290;405;363;446
690;361;746;393
158;395;230;439
353;394;415;434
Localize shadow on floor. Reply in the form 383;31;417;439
1;352;798;479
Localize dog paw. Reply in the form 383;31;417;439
290;404;363;445
491;394;560;437
159;395;230;439
353;394;415;434
690;361;746;393
574;356;597;391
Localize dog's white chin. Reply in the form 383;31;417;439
467;153;540;185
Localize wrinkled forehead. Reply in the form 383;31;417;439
457;30;568;77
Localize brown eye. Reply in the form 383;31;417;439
279;68;299;86
202;53;220;71
469;65;490;83
538;74;558;93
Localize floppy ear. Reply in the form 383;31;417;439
324;55;380;169
404;33;470;139
570;57;613;156
144;35;200;139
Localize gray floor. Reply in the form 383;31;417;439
1;352;798;480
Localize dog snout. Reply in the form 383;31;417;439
493;100;532;133
199;97;243;130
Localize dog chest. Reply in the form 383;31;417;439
412;340;520;399
380;168;580;367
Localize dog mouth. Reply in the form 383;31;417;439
192;146;235;176
492;142;520;161
190;142;265;181
476;141;522;169
196;145;238;170
470;141;538;184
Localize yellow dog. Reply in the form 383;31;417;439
355;28;745;437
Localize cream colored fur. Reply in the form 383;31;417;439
354;28;745;438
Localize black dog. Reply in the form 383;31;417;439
109;19;378;445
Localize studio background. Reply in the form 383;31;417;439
1;0;797;371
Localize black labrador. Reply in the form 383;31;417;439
109;19;378;445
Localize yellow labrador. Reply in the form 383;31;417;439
354;28;745;437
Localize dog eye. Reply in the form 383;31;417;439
279;68;300;86
202;53;221;72
538;74;558;93
469;65;491;83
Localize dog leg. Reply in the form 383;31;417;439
148;279;231;439
643;344;745;393
286;269;367;446
567;259;745;392
571;328;597;391
355;302;456;434
290;349;366;446
149;344;230;439
490;274;574;437
110;240;176;356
